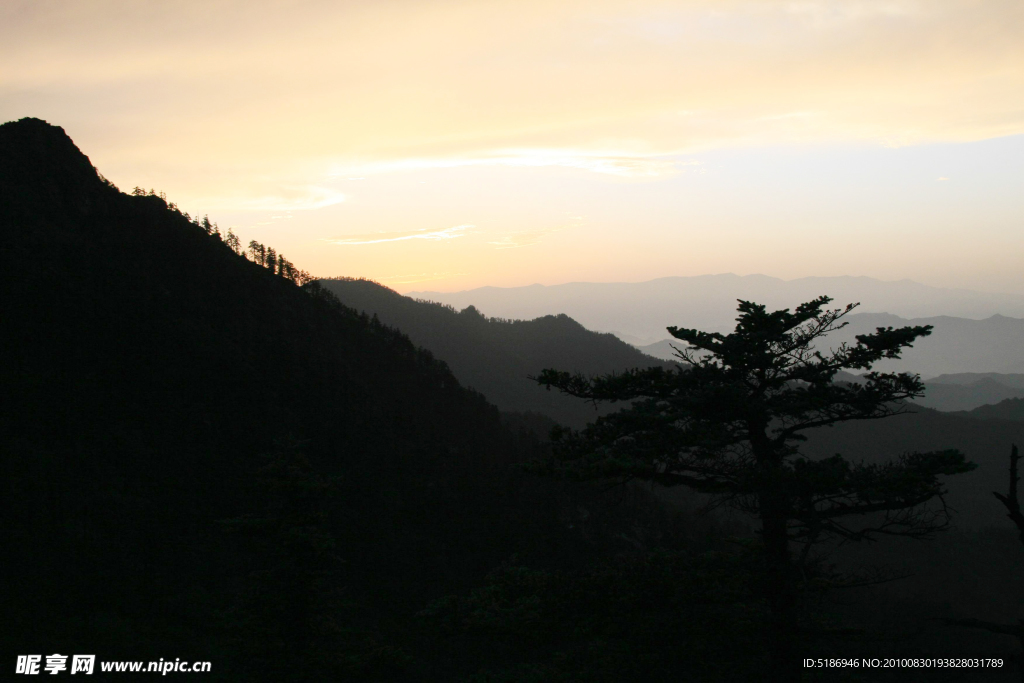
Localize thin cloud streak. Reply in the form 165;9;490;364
325;225;474;246
329;152;698;179
487;230;558;250
204;186;346;212
487;214;585;250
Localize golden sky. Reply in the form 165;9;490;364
3;0;1023;292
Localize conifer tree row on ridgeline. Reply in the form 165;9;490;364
129;184;316;286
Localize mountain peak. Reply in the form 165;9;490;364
1;117;96;174
0;117;110;221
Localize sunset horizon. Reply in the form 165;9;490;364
4;1;1022;295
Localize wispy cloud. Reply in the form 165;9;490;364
784;1;917;29
487;151;689;178
10;0;1021;212
325;224;473;246
487;230;555;250
487;214;584;250
199;186;346;212
335;152;697;179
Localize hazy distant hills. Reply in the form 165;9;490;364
917;377;1024;411
820;313;1024;377
416;286;1024;379
410;275;1024;344
317;277;669;428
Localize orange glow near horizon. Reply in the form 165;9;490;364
2;0;1023;293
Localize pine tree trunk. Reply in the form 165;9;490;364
756;434;801;683
761;493;800;681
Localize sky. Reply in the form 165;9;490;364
2;0;1023;293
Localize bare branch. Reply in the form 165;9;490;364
993;444;1024;548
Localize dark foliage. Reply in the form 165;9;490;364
420;550;768;682
936;446;1024;681
535;297;976;681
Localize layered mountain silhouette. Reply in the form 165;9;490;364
9;116;1024;679
952;395;1024;421
314;279;1024;529
2;118;663;680
414;280;1024;380
916;375;1024;411
316;277;669;428
410;276;1024;343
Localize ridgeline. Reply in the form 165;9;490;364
0;118;680;680
317;277;670;429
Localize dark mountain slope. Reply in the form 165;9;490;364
916;376;1024;411
317;277;670;428
952;396;1024;421
914;373;1024;411
799;406;1024;529
0;119;625;680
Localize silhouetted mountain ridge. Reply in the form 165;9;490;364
317;277;670;428
951;397;1024;422
2;118;666;679
0;118;116;219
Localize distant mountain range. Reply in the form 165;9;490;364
329;275;1024;413
640;312;1024;380
914;374;1024;411
317;277;668;428
827;371;1024;412
412;280;1024;378
410;274;1024;343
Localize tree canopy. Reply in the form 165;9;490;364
536;297;976;680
